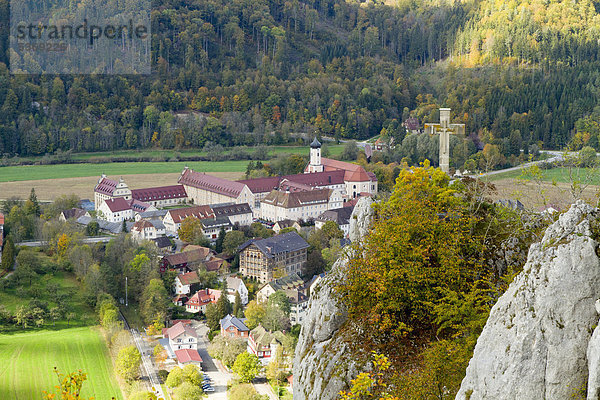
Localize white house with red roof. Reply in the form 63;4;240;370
178;168;254;210
162;322;203;366
174;348;202;366
130;220;159;241
185;288;222;313
174;271;200;296
97;198;133;223
94;175;132;212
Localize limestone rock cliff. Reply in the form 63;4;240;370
293;197;374;400
457;201;600;400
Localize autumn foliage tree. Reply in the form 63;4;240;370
42;368;95;400
339;163;487;342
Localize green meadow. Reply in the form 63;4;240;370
0;327;123;400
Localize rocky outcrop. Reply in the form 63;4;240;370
293;197;374;400
349;196;374;243
457;201;600;400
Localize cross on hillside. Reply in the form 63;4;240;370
424;108;465;174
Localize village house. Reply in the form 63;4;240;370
153;236;174;254
198;216;233;242
210;203;253;227
174;348;203;367
174;271;201;296
162;322;203;367
131;185;188;208
94;175;132;212
134;209;168;222
59;208;90;222
226;276;249;305
247;325;287;365
165;322;198;351
272;219;302;235
185;288;222;313
287;289;309;325
163;205;214;234
178;168;254;210
130;220;160;242
256;273;305;303
315;206;355;238
256;273;308;325
161;246;214;274
220;314;250;339
260;187;343;223
97;198;134;223
239;232;309;283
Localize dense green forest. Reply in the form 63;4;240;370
1;0;600;159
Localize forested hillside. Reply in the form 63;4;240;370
1;0;600;158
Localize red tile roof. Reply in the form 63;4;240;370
237;170;346;194
166;206;214;224
166;321;198;339
95;177;118;195
177;271;200;285
132;185;187;202
186;289;221;307
0;213;4;225
318;158;376;182
174;349;202;364
237;176;281;194
104;198;130;213
284;170;346;187
179;168;246;198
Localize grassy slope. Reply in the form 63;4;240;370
0;327;123;400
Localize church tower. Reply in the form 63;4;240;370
308;137;324;173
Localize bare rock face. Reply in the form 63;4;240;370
349;196;375;243
457;201;600;400
293;196;374;400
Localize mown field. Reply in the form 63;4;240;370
0;160;252;183
0;327;123;400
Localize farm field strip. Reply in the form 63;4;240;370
0;160;251;183
0;327;123;400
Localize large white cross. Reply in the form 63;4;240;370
424;108;465;174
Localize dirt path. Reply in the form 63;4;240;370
0;172;244;201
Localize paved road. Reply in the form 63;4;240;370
17;236;113;247
196;322;231;400
254;379;279;400
130;328;167;400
